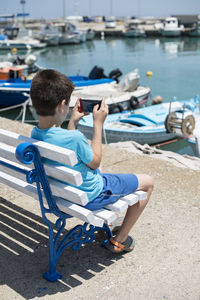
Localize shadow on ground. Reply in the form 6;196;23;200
0;197;123;299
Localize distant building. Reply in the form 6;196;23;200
172;15;199;28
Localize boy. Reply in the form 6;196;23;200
30;69;154;253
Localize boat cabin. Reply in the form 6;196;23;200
0;66;23;81
163;17;179;29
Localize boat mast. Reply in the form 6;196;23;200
20;0;26;25
89;0;93;17
110;0;113;16
137;0;141;18
63;0;66;20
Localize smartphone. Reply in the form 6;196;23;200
80;99;102;113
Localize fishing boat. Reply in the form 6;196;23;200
77;96;199;145
123;20;146;38
0;66;115;107
71;68;150;113
188;21;200;37
160;17;184;37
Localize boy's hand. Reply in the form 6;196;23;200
68;98;88;130
93;98;108;125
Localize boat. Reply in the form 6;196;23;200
185;109;200;157
123;20;146;38
160;17;184;37
0;54;44;77
38;24;61;46
0;66;116;107
77;97;199;145
86;28;95;40
54;22;86;44
0;27;46;50
70;69;150;113
188;21;200;37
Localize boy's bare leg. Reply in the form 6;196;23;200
113;174;154;244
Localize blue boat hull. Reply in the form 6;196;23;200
0;76;114;107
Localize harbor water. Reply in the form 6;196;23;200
1;36;200;155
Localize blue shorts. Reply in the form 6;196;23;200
85;172;138;211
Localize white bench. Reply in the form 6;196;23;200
0;128;147;282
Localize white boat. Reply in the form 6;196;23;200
78;97;199;145
160;17;184;37
105;17;116;29
0;27;46;50
123;20;146;38
38;24;61;46
0;36;46;50
70;69;151;113
55;22;86;44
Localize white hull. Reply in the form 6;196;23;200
161;29;181;37
70;82;151;112
59;34;81;44
123;29;146;38
0;39;46;50
78;123;176;145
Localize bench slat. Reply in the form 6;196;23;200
105;199;128;213
0;171;103;227
0;143;82;186
0;128;77;166
134;191;147;200
120;193;139;206
48;179;88;205
0;158;88;206
44;164;83;186
93;209;116;224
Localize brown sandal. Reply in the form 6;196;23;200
105;236;135;253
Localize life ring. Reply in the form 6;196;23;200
109;104;124;114
129;96;139;109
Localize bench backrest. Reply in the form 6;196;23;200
0;128;89;204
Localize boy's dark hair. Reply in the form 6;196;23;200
30;69;75;116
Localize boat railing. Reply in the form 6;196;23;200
0;95;38;124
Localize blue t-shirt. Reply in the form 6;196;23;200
31;126;103;202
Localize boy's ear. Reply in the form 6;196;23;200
58;99;66;112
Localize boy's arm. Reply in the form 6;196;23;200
87;99;108;170
68;98;87;130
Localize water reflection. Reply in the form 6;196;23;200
159;37;200;57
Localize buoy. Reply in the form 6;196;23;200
12;48;17;54
146;71;153;77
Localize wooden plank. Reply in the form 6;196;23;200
104;199;128;213
120;193;139;206
0;171;104;227
0;129;77;166
93;209;116;224
0;158;88;206
55;198;104;227
134;191;147;200
48;178;89;205
0;143;82;186
44;164;83;186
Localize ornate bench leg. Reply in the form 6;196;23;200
43;220;62;282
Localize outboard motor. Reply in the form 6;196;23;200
13;56;25;65
108;68;122;83
88;65;107;79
